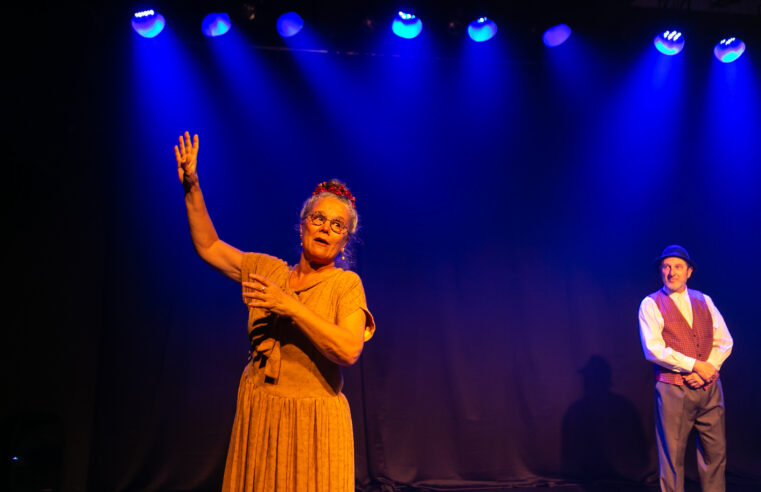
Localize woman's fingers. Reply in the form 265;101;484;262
175;132;198;162
174;132;199;184
175;132;198;163
244;275;280;308
243;291;272;309
243;284;267;299
174;145;182;165
248;273;273;287
184;131;196;159
243;278;268;287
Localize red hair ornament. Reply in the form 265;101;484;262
312;182;356;209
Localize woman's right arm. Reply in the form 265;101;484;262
175;131;243;282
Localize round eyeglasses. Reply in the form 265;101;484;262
307;211;348;234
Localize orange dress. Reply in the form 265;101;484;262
222;253;375;492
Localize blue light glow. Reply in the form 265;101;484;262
131;10;165;38
277;12;304;38
467;17;498;42
392;11;423;39
714;37;746;63
654;30;685;56
202;13;231;38
542;24;572;48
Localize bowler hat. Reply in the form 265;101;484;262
653;244;695;270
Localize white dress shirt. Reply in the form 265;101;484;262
639;288;733;373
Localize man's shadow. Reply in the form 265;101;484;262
561;355;651;490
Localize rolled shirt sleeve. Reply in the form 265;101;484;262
704;294;733;370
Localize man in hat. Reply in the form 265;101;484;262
638;245;733;492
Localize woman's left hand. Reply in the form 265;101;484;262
243;273;298;316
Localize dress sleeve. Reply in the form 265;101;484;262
337;271;376;342
240;253;290;305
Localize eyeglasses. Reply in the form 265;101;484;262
306;211;348;234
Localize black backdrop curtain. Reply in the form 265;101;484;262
5;3;761;491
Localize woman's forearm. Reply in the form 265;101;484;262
184;181;243;281
286;299;365;366
185;182;220;252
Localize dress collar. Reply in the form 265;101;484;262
289;266;343;293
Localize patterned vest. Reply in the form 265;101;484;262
648;288;714;385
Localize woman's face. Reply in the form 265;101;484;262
301;196;351;265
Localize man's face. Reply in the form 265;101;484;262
660;257;693;293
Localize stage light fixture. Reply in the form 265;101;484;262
131;9;166;38
392;11;423;39
654;30;685;55
542;24;572;48
714;37;746;63
202;13;231;37
467;17;498;42
277;12;304;38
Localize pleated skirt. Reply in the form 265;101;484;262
221;366;355;492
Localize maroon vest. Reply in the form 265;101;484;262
648;288;714;385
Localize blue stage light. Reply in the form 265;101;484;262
654;30;685;55
714;37;746;63
202;13;231;37
131;10;166;38
392;11;423;39
277;12;304;38
467;17;498;42
542;24;572;48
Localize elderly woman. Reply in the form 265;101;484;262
174;132;375;491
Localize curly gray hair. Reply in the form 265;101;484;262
299;179;358;235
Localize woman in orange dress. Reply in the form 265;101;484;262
174;132;375;492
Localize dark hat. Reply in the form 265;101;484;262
653;244;695;270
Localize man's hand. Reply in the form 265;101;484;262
683;372;706;389
693;360;718;384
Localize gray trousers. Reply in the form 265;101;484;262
655;380;726;492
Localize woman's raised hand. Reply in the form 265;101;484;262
174;131;199;184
